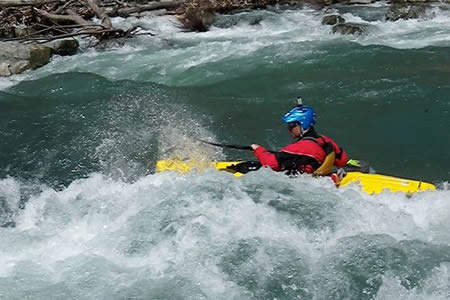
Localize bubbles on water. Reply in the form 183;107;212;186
0;169;449;299
0;177;21;227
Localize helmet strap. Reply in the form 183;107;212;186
300;127;310;137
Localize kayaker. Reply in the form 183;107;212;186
250;101;348;175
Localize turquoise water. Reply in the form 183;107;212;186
0;4;449;299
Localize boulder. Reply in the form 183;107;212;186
332;22;369;35
0;59;33;76
9;60;31;74
181;9;215;32
0;42;52;76
0;63;12;77
1;42;51;68
322;15;346;25
386;3;428;21
45;39;79;56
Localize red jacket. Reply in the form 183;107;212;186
253;131;348;174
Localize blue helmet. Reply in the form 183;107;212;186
282;105;316;131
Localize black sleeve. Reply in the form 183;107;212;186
275;152;321;171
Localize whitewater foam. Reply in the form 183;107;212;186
2;4;449;90
0;168;449;298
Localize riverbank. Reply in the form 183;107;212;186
1;0;448;77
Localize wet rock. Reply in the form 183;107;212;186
9;60;31;74
386;3;428;21
322;15;346;25
1;42;51;69
180;9;215;32
0;60;31;76
45;39;79;56
28;46;52;69
332;22;369;35
0;42;51;76
0;63;12;77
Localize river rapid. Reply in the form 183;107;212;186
0;3;449;299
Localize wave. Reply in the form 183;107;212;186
0;170;449;299
0;73;223;186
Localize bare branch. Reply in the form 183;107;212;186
84;0;112;29
65;8;97;27
54;0;76;14
0;0;60;7
114;0;183;17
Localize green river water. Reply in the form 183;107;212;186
0;4;449;300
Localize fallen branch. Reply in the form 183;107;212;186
0;0;60;7
113;0;183;17
84;0;112;29
1;0;158;46
34;7;94;27
5;28;121;43
53;0;76;14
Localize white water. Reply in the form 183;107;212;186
0;170;449;299
1;4;450;90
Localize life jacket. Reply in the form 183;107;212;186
306;135;347;167
280;135;348;175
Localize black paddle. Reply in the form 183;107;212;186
195;138;253;151
195;138;276;153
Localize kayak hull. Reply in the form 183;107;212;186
155;160;436;195
156;160;246;176
338;171;435;195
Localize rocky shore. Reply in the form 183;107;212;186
0;0;447;77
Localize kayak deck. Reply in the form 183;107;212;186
156;160;246;176
155;160;436;195
338;171;435;195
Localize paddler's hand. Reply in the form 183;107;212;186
251;144;260;151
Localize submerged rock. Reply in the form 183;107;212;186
386;2;429;21
332;22;369;35
45;39;79;56
322;14;346;25
179;8;216;32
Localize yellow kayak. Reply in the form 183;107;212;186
155;160;436;195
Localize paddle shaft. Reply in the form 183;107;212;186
196;138;276;153
195;138;253;151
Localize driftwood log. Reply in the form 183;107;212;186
0;0;183;44
0;0;59;7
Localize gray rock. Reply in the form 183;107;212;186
0;42;51;76
182;9;216;32
1;42;51;67
0;63;11;77
332;22;369;35
322;15;346;25
386;3;428;21
28;45;52;68
45;39;79;56
10;60;31;74
14;25;35;38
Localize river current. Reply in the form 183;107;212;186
0;4;449;299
